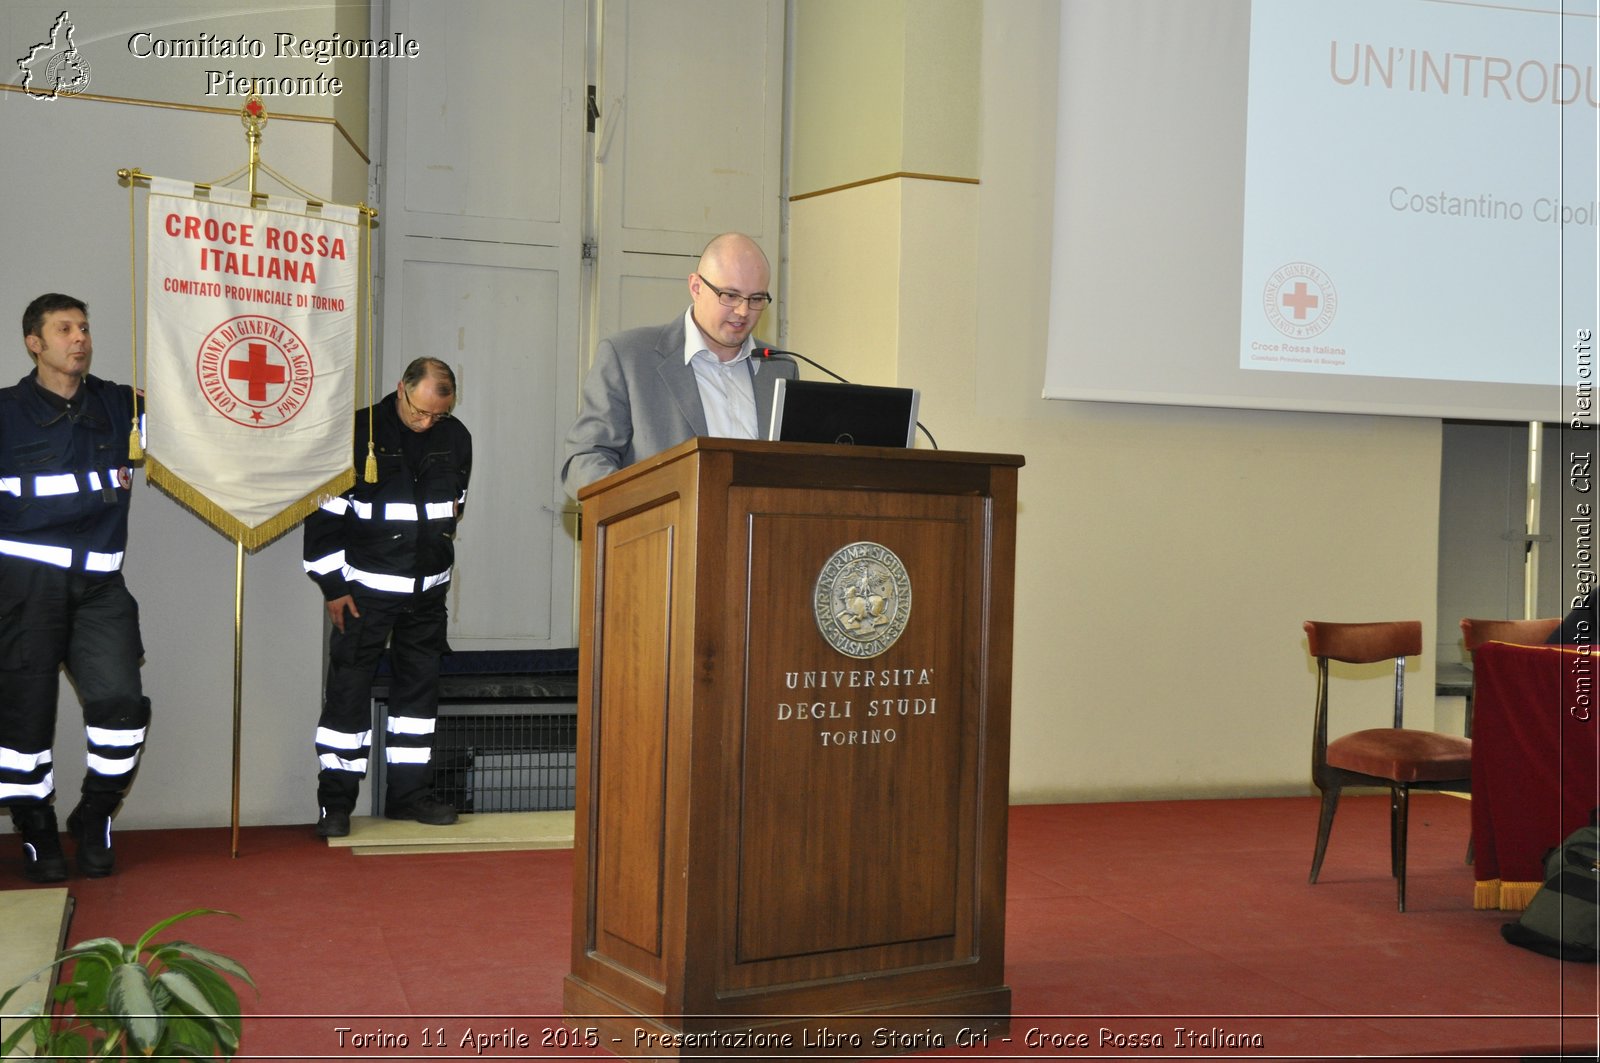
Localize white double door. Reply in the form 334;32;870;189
375;0;784;649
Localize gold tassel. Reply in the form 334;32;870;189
364;441;378;483
127;422;143;461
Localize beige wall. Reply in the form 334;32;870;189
789;0;1444;802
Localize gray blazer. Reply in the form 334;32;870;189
561;314;797;496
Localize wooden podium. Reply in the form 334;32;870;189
564;439;1022;1059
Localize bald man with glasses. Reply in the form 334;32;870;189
302;357;472;838
561;232;798;495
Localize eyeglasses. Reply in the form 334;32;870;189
401;386;454;424
697;275;772;311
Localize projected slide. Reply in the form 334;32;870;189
1240;0;1594;387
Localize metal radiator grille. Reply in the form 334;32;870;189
431;711;577;813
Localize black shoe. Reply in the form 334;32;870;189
66;800;117;878
384;792;458;826
10;806;67;883
316;808;351;838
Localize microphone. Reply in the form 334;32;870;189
753;348;939;449
754;347;849;385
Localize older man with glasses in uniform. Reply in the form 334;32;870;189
302;356;472;838
561;232;798;495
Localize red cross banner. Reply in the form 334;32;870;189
144;178;359;547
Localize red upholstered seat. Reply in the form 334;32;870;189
1303;619;1472;912
1325;728;1471;783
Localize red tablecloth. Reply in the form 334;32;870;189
1470;640;1600;910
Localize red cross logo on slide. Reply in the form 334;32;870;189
195;314;315;429
1279;282;1319;321
227;343;286;401
1263;263;1337;339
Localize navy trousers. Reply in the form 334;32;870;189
314;589;448;812
0;556;148;806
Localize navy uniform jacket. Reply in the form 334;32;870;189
302;392;472;600
0;372;139;574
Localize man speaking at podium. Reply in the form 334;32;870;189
561;232;797;495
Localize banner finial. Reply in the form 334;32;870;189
241;92;268;136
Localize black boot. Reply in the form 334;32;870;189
316;805;351;838
9;805;67;883
316;770;359;838
66;793;121;878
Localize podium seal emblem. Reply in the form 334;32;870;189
813;541;912;659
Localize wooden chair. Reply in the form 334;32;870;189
1459;617;1562;737
1304;620;1473;911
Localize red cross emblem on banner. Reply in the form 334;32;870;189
196;314;315;429
228;343;287;401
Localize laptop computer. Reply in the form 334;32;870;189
766;378;920;448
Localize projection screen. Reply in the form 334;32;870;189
1043;0;1598;423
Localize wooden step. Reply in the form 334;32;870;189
323;810;574;856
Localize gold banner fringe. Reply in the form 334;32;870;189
145;458;354;551
1473;877;1543;912
1496;880;1543;912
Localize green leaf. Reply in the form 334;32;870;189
0;1008;47;1057
163;956;244;1017
0;959;69;1012
133;908;235;955
165;1012;233;1057
59;935;126;956
45;1026;90;1059
156;957;246;1051
165;942;254;989
105;961;162;1051
69;954;114;1010
153;968;216;1020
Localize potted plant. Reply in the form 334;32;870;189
0;907;254;1060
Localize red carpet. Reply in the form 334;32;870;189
7;794;1596;1060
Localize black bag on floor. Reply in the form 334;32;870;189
1501;814;1600;963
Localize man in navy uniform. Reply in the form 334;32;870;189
0;293;149;881
302;357;471;838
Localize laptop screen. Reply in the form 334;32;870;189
766;378;920;448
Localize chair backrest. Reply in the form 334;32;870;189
1305;619;1422;663
1303;621;1421;774
1461;617;1561;650
1458;617;1560;738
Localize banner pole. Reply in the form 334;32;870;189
231;541;245;857
231;89;261;859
